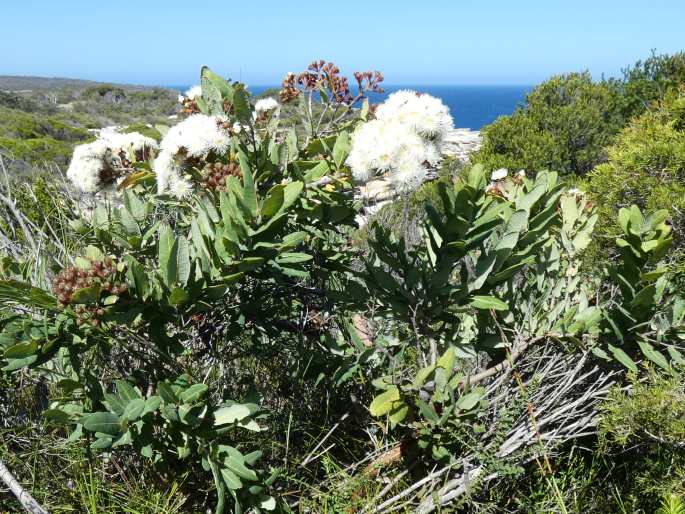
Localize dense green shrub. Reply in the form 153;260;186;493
616;50;685;120
596;369;685;511
587;91;685;256
473;72;623;175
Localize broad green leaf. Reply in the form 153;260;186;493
261;185;284;218
179;383;208;403
389;401;409;425
232;84;252;122
225;455;258;481
282;181;304;211
638;341;670;371
238;153;258;217
214;404;252;425
71;285;101;304
221;468;243;490
369;386;400;417
275;253;312;264
456;391;482;410
332;131;351;168
81;412;121;436
122;399;146;421
469;295;508;311
4;341;37;359
607;344;638;373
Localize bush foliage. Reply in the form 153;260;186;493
587;90;685;256
2;58;685;513
474;52;685;178
473;72;623;175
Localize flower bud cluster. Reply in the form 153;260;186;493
202;161;242;190
280;60;384;106
52;257;128;327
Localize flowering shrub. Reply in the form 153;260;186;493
2;61;685;513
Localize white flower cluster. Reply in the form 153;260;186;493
491;168;509;181
67;131;158;193
347;90;454;192
154;114;232;198
178;85;202;103
254;97;279;114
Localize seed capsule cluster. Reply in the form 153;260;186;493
202;161;242;190
52;257;128;327
181;98;200;115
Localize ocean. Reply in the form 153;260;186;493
169;84;531;130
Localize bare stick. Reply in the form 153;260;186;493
0;458;49;514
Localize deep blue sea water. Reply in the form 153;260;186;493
168;84;531;130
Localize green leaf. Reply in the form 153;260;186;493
232;84;252;122
389;402;409;425
275;253;312;264
369;386;400;417
169;287;189;306
436;347;455;372
71;285;101;304
158;224;176;287
176;236;190;287
282;181;304;210
84;246;105;261
214;404;254;425
221;468;243;490
0;280;57;309
225;455;258;482
607;344;638;373
260;496;276;511
116;380;141;402
179;383;208;403
332;131;351;168
456;391;482;410
4;341;37;359
158;382;177;403
638;341;670;371
122;399;146;421
81;412;121;436
261;185;284;218
469;295;508;311
238;153;258;218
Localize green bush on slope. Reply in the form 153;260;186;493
587;91;685;255
473;72;623;176
615;50;685;120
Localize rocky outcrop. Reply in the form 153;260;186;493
441;128;482;162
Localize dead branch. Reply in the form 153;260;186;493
0;458;49;514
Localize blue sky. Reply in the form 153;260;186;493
2;0;684;86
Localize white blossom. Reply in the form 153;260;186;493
154;114;231;198
347;90;455;194
153;151;181;196
517;169;526;178
168;176;193;199
159;114;230;158
254;97;279;114
103;131;158;156
376;90;454;141
66;141;108;193
66;131;158;194
491;168;508;181
184;85;202;100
